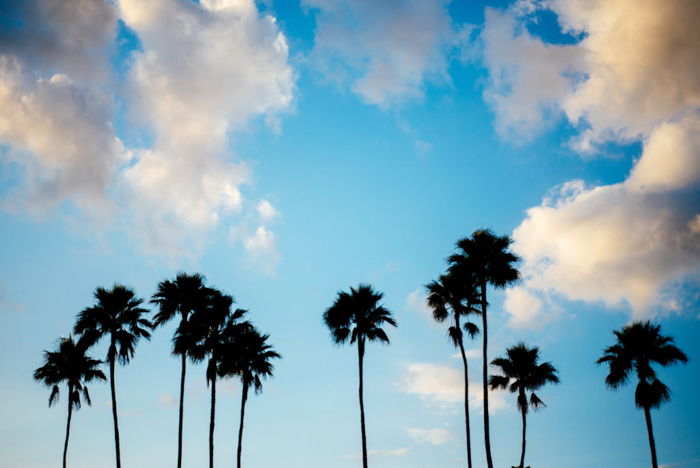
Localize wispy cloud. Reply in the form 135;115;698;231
408;427;453;446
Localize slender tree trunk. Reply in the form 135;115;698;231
455;315;473;468
358;338;368;468
109;357;122;468
480;280;493;468
177;354;186;468
236;383;249;468
63;385;73;468
644;406;658;468
209;375;216;468
519;392;527;468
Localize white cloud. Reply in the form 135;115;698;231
120;0;294;256
397;363;508;412
344;448;409;460
304;0;460;107
480;0;700;321
0;58;124;218
158;394;177;408
242;226;280;274
408;427;453;446
257;199;279;222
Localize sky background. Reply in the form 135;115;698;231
1;0;699;467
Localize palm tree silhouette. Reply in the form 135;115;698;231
73;285;152;468
323;284;397;468
597;321;687;468
449;229;520;468
151;272;213;468
189;289;251;468
426;272;480;468
489;343;559;468
218;327;280;468
34;336;106;468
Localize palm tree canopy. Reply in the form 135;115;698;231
426;273;480;346
74;285;152;364
187;289;252;383
218;328;281;393
597;321;687;409
323;284;397;346
34;336;106;410
151;273;212;327
448;229;520;288
489;342;559;412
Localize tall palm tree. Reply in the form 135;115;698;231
189;289;250;468
489;343;559;468
323;284;397;468
597;321;687;468
33;336;106;468
151;272;213;468
426;272;480;468
73;285;152;468
218;328;280;468
449;229;520;468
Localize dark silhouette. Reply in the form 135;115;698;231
489;343;559;468
188;289;251;468
449;229;520;468
73;285;152;468
597;321;687;468
151;272;213;468
218;328;280;468
426;272;480;468
33;336;106;468
323;284;397;468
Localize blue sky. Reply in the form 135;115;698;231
1;1;699;467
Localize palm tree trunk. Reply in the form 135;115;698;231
644;406;658;468
236;383;249;468
519;395;527;468
455;316;473;468
209;375;217;468
358;338;368;468
177;354;186;468
480;280;493;468
63;385;73;468
109;357;122;468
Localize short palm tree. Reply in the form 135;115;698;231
33;336;106;468
323;284;397;468
449;229;520;468
489;343;559;468
188;289;250;468
426;272;480;468
218;328;280;468
73;285;152;468
597;321;687;468
151;272;213;468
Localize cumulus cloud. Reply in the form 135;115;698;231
0;0;294;264
480;0;700;322
304;0;460;107
408;427;453;446
120;0;294;255
481;0;700;148
397;363;508;412
0;60;123;218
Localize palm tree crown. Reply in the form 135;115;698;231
74;284;152;363
490;343;559;412
597;321;687;409
34;335;106;410
218;328;280;392
448;229;520;288
426;272;480;346
323;283;397;346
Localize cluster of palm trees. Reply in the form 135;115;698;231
34;273;279;468
321;229;687;468
35;230;688;468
